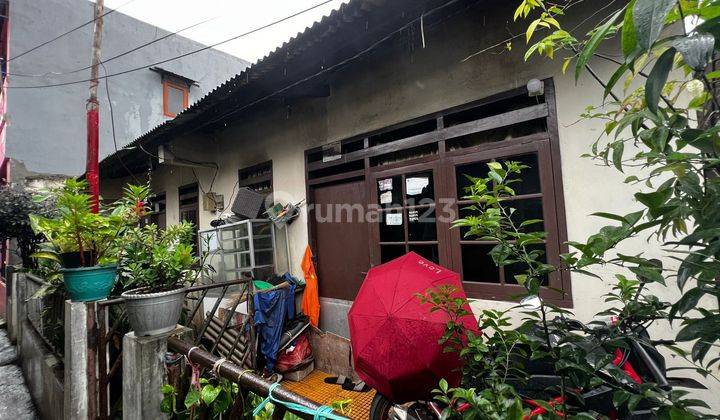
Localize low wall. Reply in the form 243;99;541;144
19;320;64;419
9;273;65;419
0;277;6;320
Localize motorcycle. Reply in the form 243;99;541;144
368;295;707;420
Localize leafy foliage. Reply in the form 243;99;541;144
428;0;720;417
426;162;709;417
0;184;56;268
161;378;239;419
516;0;720;372
29;180;148;267
117;221;202;292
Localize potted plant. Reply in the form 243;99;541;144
30;180;148;301
118;221;201;336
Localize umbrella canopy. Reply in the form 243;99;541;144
348;252;478;403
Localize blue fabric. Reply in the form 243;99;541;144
253;285;296;372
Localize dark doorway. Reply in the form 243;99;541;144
310;179;370;301
178;183;199;253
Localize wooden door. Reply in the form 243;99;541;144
310;179;370;301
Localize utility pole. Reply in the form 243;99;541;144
86;0;104;213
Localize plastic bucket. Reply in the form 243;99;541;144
61;265;117;302
121;287;187;336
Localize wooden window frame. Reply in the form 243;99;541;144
443;139;569;305
238;161;273;195
304;79;572;307
163;79;189;118
369;160;450;266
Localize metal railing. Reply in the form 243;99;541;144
94;278;257;420
168;337;345;420
25;273;65;359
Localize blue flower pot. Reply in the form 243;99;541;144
61;265;117;302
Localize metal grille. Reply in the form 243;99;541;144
94;279;257;420
24;274;65;359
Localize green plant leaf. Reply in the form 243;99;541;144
605;63;629;98
645;47;676;115
621;0;638;57
612;141;625;171
670;287;705;319
30;251;61;263
184;389;201;409
633;0;676;50
201;385;222;405
575;9;624;81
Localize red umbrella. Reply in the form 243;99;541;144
348;252;478;403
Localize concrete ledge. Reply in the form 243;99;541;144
123;326;191;420
19;320;63;419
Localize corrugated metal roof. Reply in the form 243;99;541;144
101;0;464;178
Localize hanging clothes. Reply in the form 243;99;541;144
253;284;296;373
300;246;320;327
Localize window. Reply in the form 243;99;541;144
238;161;273;196
376;169;440;264
143;192;166;229
163;79;189;118
305;80;571;306
446;141;564;303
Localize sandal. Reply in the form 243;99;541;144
324;375;352;387
341;380;371;392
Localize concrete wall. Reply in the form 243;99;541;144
6;0;249;177
19;320;64;419
11;274;65;419
100;2;720;409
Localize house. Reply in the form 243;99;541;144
98;0;719;407
3;0;249;181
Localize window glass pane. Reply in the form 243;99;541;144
507;198;545;232
379;210;404;242
167;84;185;115
461;244;500;283
503;244;549;285
505;154;541;195
409;244;439;264
456;161;490;198
457;206;480;239
381;245;406;263
377;176;402;208
407;207;436;241
254;250;274;267
405;171;434;205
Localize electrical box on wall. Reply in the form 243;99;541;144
203;192;224;212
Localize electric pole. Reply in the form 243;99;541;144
87;0;104;213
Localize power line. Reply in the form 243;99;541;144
7;0;137;63
11;14;220;77
9;0;335;89
101;61;140;183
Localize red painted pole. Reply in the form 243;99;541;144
86;105;99;212
86;0;104;213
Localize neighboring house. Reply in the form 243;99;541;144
97;0;719;408
5;0;249;180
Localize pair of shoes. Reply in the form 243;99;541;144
323;376;371;392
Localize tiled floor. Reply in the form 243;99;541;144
282;370;375;420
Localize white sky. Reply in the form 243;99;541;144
93;0;347;63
